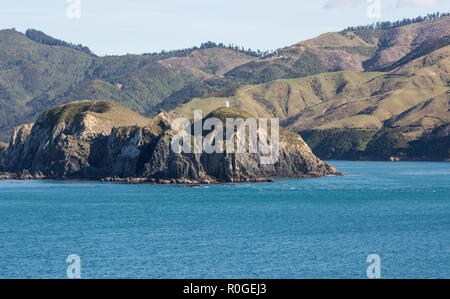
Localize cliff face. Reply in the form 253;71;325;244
0;142;7;170
3;100;341;182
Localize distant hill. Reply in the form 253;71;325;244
156;15;450;112
0;29;94;141
25;29;94;55
170;45;450;160
171;45;450;131
344;12;449;31
0;29;256;141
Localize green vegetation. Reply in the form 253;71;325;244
169;71;382;120
172;44;450;135
25;29;93;55
40;100;113;127
0;29;94;140
351;30;385;44
225;50;329;85
301;127;449;161
37;100;150;129
365;130;410;159
144;41;274;58
170;44;450;161
407;124;450;161
0;29;259;141
300;129;377;159
323;46;377;57
205;107;254;122
344;12;449;31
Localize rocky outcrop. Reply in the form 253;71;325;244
0;142;7;171
3;100;341;183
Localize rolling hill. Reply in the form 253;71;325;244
170;45;450;130
170;45;450;160
0;29;256;141
155;15;450;112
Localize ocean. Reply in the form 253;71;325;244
0;161;449;279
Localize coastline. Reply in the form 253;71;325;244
0;171;348;184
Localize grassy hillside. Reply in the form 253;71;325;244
172;46;449;134
0;29;94;141
158;16;450;112
170;45;450;160
169;71;382;119
37;100;150;129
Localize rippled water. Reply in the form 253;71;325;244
0;161;449;279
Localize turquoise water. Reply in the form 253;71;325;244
0;161;449;279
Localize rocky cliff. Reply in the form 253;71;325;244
0;142;7;170
2;100;341;183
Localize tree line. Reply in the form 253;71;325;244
145;41;275;58
25;29;94;55
344;12;450;31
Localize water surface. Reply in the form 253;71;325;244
0;161;449;278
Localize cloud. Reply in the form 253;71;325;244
397;0;438;6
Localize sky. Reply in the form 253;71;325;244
0;0;448;56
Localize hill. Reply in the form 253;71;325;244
0;29;256;141
171;46;450;131
0;29;94;141
155;15;450;112
25;29;94;55
170;45;450;160
36;100;151;130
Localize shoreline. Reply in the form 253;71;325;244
0;172;277;184
0;171;348;185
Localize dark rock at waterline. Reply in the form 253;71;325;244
3;100;342;183
0;142;7;171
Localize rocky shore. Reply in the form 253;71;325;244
101;176;275;184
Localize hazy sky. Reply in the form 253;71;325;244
1;0;448;56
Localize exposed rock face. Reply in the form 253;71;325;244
0;142;7;170
3;100;341;183
433;123;450;138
